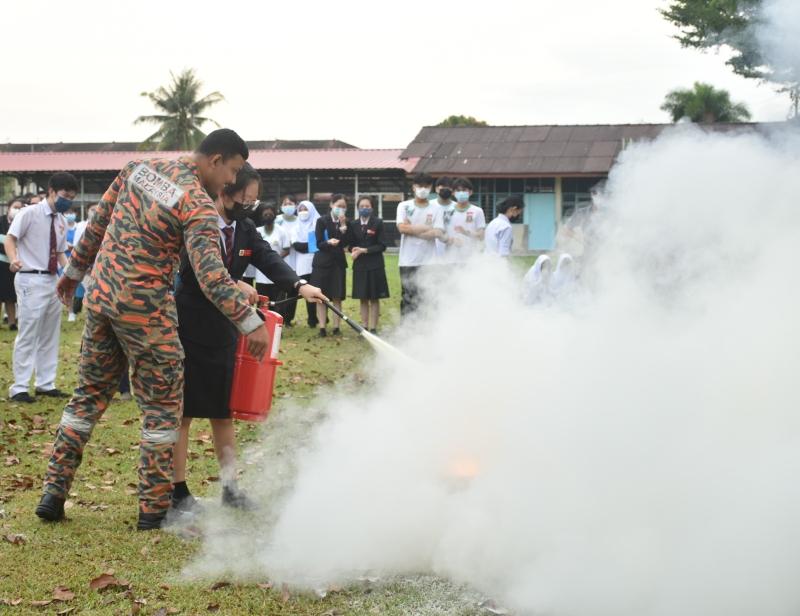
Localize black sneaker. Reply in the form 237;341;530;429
137;510;168;531
9;323;17;331
369;329;377;335
318;328;327;338
35;493;66;522
171;493;204;514
222;486;258;511
332;328;341;336
11;392;35;403
36;388;69;398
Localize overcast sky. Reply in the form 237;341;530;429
1;0;790;149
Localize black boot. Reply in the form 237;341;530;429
35;493;65;522
137;510;168;531
222;485;258;511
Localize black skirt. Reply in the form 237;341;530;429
0;263;15;302
181;337;237;419
311;264;347;301
352;267;389;300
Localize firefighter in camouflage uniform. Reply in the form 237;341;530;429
36;130;272;530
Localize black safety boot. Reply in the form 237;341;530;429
35;493;66;522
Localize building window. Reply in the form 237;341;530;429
561;177;604;220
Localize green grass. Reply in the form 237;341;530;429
0;255;530;615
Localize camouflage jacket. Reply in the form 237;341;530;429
65;158;261;335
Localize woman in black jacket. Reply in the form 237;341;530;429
311;193;350;337
350;195;388;333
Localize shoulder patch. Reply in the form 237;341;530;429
129;163;185;209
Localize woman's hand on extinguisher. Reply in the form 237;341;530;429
245;325;270;361
298;284;328;304
236;280;259;305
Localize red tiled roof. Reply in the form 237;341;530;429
0;149;417;173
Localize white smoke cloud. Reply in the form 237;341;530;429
184;124;800;615
757;0;800;84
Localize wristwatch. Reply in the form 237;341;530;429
294;279;308;291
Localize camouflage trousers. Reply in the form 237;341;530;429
43;308;184;514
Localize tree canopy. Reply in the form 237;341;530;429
435;115;488;128
661;82;752;123
135;69;223;151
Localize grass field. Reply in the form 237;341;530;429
0;254;529;615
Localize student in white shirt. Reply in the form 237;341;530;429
4;172;79;402
290;200;321;328
433;176;455;259
523;254;553;305
254;203;291;305
444;177;486;263
275;194;300;326
484;195;524;257
396;173;445;315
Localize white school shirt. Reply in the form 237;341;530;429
290;222;315;276
396;199;445;267
434;199;455;258
7;200;67;271
275;214;299;271
484;213;513;257
254;225;290;285
443;204;486;263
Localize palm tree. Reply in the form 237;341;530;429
661;82;752;123
135;69;224;150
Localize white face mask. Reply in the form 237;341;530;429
8;207;21;221
298;210;310;221
414;187;431;200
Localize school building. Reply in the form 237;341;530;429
0;123;764;252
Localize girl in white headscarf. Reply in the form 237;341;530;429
550;253;576;295
290;200;321;327
523;254;552;305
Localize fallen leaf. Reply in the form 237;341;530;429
4;533;26;545
31;599;53;606
63;500;75;510
167;609;179;615
122;418;137;426
52;586;75;601
207;603;220;612
56;608;76;615
32;415;46;426
140;547;149;557
209;582;230;591
9;476;35;490
4;455;19;466
89;573;125;591
104;448;121;455
257;582;272;590
159;584;171;591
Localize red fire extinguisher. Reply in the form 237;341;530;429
230;296;284;422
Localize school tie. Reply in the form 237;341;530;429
222;226;234;269
48;213;58;274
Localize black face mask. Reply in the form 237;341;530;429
438;188;453;200
225;202;249;222
262;214;276;226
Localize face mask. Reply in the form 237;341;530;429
224;201;249;222
8;208;20;221
65;213;77;223
55;195;74;213
298;210;310;221
414;187;431;200
454;191;470;204
331;207;345;219
437;188;452;200
262;213;276;226
281;204;296;217
358;208;372;218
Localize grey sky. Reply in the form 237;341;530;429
2;0;790;148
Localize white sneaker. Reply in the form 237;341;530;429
67;313;76;322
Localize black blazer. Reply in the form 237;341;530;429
349;217;386;271
311;215;350;270
176;217;300;347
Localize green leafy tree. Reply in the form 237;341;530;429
436;115;488;128
135;69;224;150
661;82;752;123
661;0;798;116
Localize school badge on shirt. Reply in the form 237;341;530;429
466;212;474;223
425;214;433;225
239;249;252;257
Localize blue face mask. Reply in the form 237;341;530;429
454;191;470;204
332;207;345;219
65;213;77;223
55;195;74;213
281;204;296;217
358;208;372;218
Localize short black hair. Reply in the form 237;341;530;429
196;128;249;161
222;163;261;199
6;196;24;208
452;177;473;191
497;195;524;214
261;202;279;214
330;193;348;206
412;173;434;186
435;176;453;188
48;172;79;194
281;194;297;204
357;195;376;208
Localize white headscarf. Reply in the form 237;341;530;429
551;253;575;292
523;255;552;304
293;200;321;242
